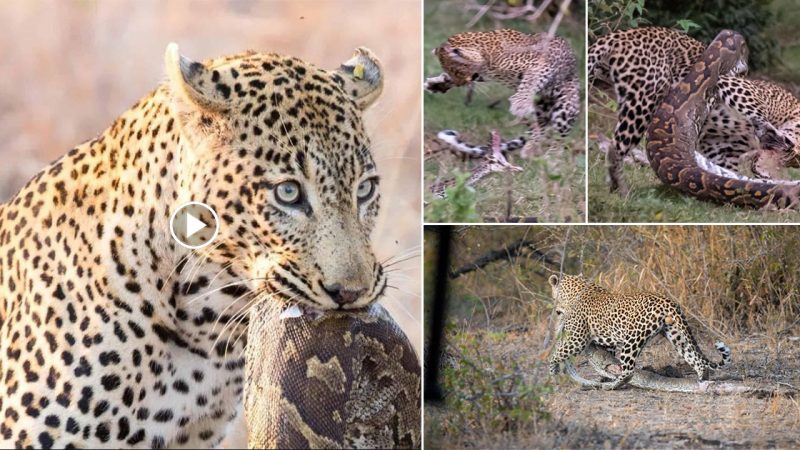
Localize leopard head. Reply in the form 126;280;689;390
164;44;386;311
433;42;485;87
548;274;593;318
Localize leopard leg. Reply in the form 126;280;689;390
549;78;580;137
548;320;589;376
609;97;652;194
508;64;555;121
602;337;645;390
662;312;714;381
606;66;667;193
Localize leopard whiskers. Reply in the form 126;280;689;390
206;255;248;290
186;276;273;306
385;284;420;299
209;287;270;356
160;250;200;292
182;238;230;288
380;293;420;327
380;245;421;265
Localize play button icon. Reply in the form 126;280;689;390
169;201;220;249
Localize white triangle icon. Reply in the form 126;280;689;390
185;213;207;238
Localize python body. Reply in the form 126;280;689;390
646;30;800;209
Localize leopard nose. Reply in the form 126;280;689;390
322;283;366;306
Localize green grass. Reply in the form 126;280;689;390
587;109;800;223
588;149;800;223
423;0;586;223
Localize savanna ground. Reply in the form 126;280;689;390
424;0;586;223
588;0;800;223
424;226;800;449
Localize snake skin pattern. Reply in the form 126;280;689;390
646;30;800;209
244;303;420;449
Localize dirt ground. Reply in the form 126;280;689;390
426;323;800;449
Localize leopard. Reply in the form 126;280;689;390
547;274;731;390
428;28;580;158
587;26;800;193
0;43;388;448
701;77;800;178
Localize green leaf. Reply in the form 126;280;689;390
676;19;701;33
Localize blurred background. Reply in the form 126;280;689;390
0;0;421;350
425;225;800;448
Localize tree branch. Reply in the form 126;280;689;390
449;238;558;279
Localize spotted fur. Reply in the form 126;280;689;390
548;275;731;390
703;77;800;177
0;44;386;448
591;27;800;188
433;29;580;156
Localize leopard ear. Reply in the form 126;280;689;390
548;274;560;287
333;47;384;110
164;43;228;111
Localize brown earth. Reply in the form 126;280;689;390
426;324;800;449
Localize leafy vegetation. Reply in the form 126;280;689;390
425;172;481;223
437;331;552;436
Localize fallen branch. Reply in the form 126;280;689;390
449;238;558;279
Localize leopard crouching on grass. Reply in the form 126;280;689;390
547;275;731;390
0;43;396;448
426;29;580;158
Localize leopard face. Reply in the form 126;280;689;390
432;43;484;86
433;29;571;88
166;46;386;311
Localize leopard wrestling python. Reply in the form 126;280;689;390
646;30;800;209
244;303;421;449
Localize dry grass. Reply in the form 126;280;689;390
425;225;800;448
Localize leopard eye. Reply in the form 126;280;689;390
275;181;302;205
356;178;376;203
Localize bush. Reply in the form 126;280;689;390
426;172;481;223
439;331;552;435
589;0;778;71
646;0;778;71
